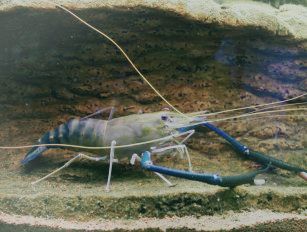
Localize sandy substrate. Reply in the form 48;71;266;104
0;0;307;39
0;210;306;231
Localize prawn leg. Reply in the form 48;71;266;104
81;106;115;120
171;129;195;171
32;153;107;185
153;130;195;171
105;140;117;192
31;140;118;191
130;153;174;187
152;144;192;172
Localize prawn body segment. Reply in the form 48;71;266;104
22;112;170;164
22;118;106;164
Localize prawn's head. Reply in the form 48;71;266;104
159;111;206;131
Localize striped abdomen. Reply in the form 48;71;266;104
42;118;107;148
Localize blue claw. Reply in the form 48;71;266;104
21;146;48;165
140;151;269;187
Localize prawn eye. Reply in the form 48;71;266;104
161;115;168;121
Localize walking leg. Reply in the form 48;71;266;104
152;144;193;172
32;153;107;185
130;153;174;187
81;106;115;120
105;140;117;192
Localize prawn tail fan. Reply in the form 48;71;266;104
21;146;48;165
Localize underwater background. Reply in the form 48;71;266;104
0;0;306;231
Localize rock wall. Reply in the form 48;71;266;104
1;0;307;39
0;6;306;120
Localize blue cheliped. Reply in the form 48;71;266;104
141;151;223;185
141;122;305;187
201;123;305;173
141;151;270;187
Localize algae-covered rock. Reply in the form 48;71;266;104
1;0;307;39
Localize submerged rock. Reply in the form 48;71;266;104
1;0;307;39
